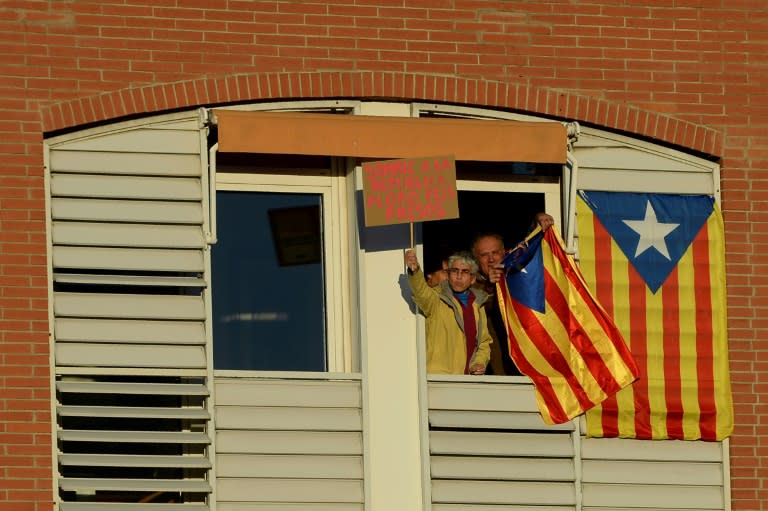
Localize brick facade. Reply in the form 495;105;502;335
2;2;766;509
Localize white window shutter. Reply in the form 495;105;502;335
45;109;214;509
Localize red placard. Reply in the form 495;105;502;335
362;155;459;227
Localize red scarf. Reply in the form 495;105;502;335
458;292;477;374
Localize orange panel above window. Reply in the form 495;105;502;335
214;109;567;163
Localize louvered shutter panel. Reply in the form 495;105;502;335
573;128;718;195
213;377;364;510
46;109;214;510
427;379;578;510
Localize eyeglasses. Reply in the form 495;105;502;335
447;268;473;277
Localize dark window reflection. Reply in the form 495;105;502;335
212;191;327;371
423;190;546;268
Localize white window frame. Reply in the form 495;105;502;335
214;167;355;374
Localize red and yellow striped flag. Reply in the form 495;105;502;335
577;191;733;440
498;226;639;425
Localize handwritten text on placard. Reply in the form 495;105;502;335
362;155;458;227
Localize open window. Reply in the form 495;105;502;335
423;163;562;262
419;167;561;379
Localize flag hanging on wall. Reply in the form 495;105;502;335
576;191;733;441
498;226;639;425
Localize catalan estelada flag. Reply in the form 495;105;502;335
577;191;733;440
498;225;639;425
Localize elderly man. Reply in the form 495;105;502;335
471;212;554;376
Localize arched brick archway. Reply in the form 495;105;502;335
41;71;721;157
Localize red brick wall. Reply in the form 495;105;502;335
2;2;766;509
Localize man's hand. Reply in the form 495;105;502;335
488;264;504;284
404;249;420;273
469;363;486;375
536;212;554;231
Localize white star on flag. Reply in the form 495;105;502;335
622;201;679;260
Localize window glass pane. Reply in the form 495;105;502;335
212;191;327;371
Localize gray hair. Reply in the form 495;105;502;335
447;251;479;275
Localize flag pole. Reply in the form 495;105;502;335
410;222;414;249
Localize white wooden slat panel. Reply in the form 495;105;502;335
214;379;362;408
152;118;201;129
430;431;573;457
214;379;364;509
51;174;202;200
59;453;211;468
216;454;362;479
54;293;205;320
59;477;211;493
429;410;574;431
218;504;362;511
49;150;202;176
51;128;201;155
57;381;208;395
48;110;212;511
52;222;204;248
431;456;574;481
52;198;203;223
581;437;723;462
431;480;575;506
53;274;205;287
59;430;210;444
433;505;574;511
56;342;206;368
216;406;361;431
55;318;206;344
582;459;723;485
61;504;208;511
217;478;363;503
571;132;625;148
582;483;723;509
575;146;710;172
577;168;713;194
58;405;211;420
428;382;539;412
53;246;204;272
216;431;363;455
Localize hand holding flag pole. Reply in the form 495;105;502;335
486;241;527;285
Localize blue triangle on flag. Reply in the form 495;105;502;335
502;230;545;313
579;191;714;293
